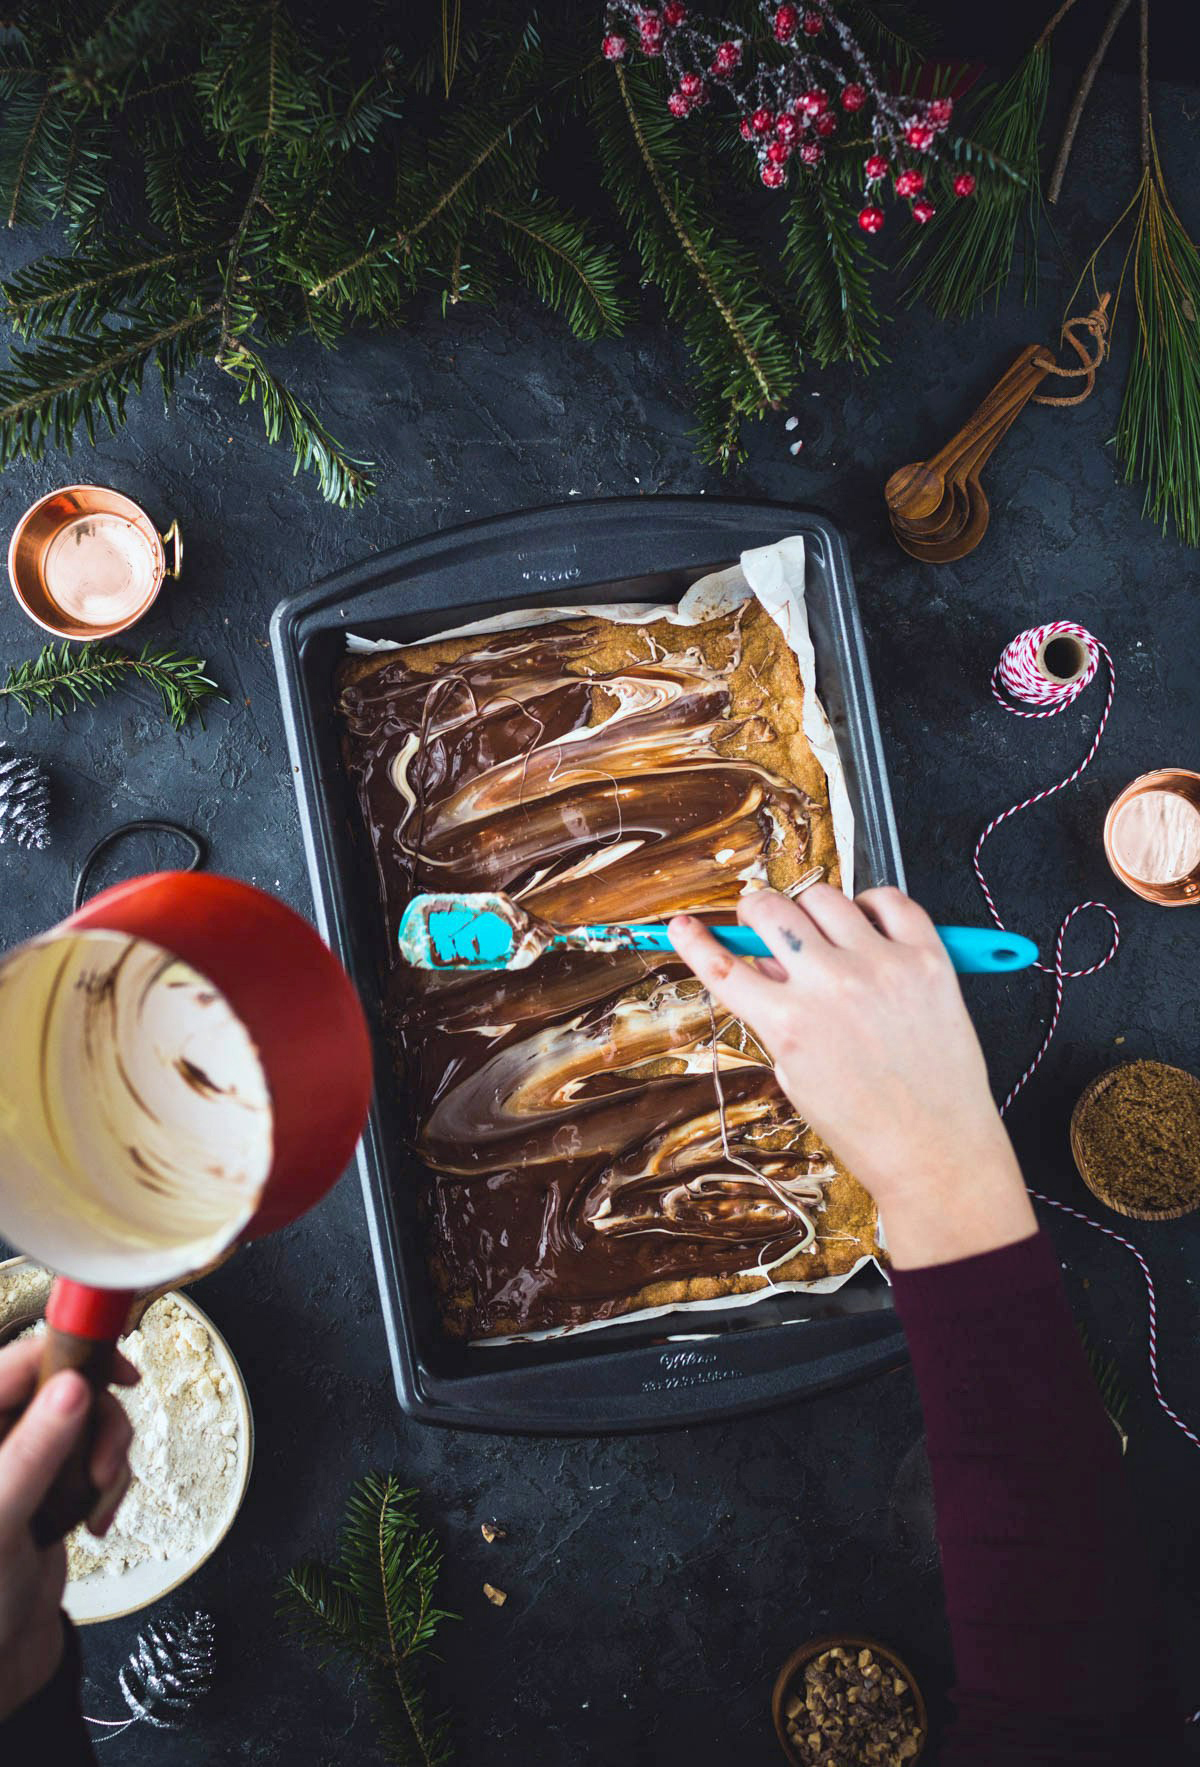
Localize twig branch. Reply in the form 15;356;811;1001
1139;0;1150;170
1048;0;1135;203
1037;0;1083;46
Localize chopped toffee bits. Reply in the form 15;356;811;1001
480;1520;507;1543
782;1646;922;1766
483;1583;508;1607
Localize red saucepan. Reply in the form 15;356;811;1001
0;871;372;1541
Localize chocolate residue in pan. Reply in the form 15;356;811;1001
339;606;870;1338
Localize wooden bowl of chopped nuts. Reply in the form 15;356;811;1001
772;1637;927;1766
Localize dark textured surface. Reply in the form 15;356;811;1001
2;42;1200;1767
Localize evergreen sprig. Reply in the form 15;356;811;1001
1112;129;1200;548
902;38;1049;318
280;1474;455;1767
783;178;885;369
0;641;223;728
590;58;797;467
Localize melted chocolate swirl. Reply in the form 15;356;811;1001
341;620;838;1336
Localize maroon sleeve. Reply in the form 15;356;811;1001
0;1614;97;1763
891;1230;1186;1765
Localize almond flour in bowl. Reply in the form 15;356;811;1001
0;1259;253;1623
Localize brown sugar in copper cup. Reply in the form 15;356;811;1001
1071;1061;1200;1222
772;1636;927;1765
1103;770;1200;907
8;484;181;640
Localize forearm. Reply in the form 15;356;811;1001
893;1230;1183;1759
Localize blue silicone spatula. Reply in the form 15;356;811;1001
397;891;1038;975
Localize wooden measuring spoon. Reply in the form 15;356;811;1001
893;383;1040;553
886;345;1051;532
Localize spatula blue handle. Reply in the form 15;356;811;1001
582;923;1038;974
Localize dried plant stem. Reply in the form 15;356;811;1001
1048;0;1135;203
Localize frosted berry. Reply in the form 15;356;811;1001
864;154;888;179
797;88;828;115
602;33;628;60
802;9;823;34
739;116;754;140
841;83;867;112
774;3;800;41
905;121;935;149
679;72;703;97
750;107;775;135
663;0;687;22
667;90;692;116
711;39;741;74
761;162;787;188
953;171;977;197
894;168;924;197
814;111;837;137
775;113;800;144
911;199;936;224
766;139;792;165
927;97;954;128
858;205;885;234
800;141;823;166
638;11;664;54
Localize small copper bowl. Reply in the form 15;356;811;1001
8;484;181;640
1103;770;1200;906
772;1635;927;1764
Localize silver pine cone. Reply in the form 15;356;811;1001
0;745;50;850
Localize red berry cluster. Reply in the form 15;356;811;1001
602;0;980;230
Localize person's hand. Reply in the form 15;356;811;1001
0;1338;138;1721
669;884;1036;1269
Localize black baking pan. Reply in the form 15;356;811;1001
271;497;908;1432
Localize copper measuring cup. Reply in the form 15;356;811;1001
8;484;182;639
1103;770;1200;906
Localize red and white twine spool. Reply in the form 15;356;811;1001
975;621;1200;1459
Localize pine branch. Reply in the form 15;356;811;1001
1079;1328;1129;1452
0;641;223;728
902;38;1051;319
219;340;375;507
59;0;192;104
1;78;59;227
44;110;110;242
198;0;324;162
486;199;629;340
0;303;221;467
280;1475;455;1767
1113;131;1200;546
591;59;796;467
1;240;223;337
783;178;885;368
306;94;546;306
278;1564;365;1662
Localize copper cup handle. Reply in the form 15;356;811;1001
161;519;183;581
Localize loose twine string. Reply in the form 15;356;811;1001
1030;294;1111;407
974;621;1200;1458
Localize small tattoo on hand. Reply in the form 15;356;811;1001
782;930;804;955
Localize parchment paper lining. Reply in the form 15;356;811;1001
347;535;884;1342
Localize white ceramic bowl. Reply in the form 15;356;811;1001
0;1257;254;1625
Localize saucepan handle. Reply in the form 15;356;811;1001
30;1281;133;1548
